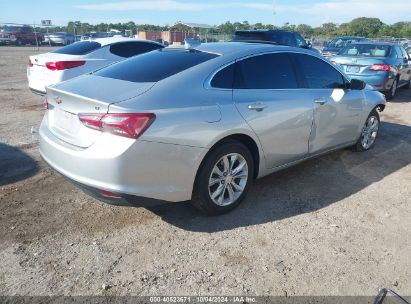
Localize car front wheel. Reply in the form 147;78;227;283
352;109;380;152
192;141;254;215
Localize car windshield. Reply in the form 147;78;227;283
94;48;219;83
327;37;363;48
51;41;101;55
339;44;391;57
1;26;21;32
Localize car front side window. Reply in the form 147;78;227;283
233;53;298;90
292;53;346;89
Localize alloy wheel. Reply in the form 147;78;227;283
361;115;379;149
208;153;248;206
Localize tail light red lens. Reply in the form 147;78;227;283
46;61;85;71
78;113;156;139
28;58;33;67
369;64;391;71
43;96;49;109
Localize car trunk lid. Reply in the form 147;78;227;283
45;75;155;148
332;56;389;76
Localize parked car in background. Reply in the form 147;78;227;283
407;46;411;56
27;37;164;95
232;30;318;52
0;25;44;46
39;42;385;215
331;42;411;99
81;32;116;40
322;36;368;57
44;32;75;45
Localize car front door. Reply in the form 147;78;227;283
291;53;363;154
399;46;411;86
233;52;314;169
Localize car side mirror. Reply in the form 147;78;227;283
349;79;366;90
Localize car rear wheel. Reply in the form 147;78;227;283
385;78;397;100
352;109;380;152
192;141;254;215
405;78;411;89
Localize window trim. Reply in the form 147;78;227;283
205;50;349;90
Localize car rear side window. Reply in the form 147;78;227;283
293;53;345;89
94;49;219;83
211;63;235;89
51;41;101;55
109;42;164;58
234;53;298;89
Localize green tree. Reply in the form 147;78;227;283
347;17;383;37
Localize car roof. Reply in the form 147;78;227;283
350;41;396;46
91;37;163;47
189;41;314;56
235;29;296;34
333;36;367;39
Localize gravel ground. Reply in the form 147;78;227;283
0;46;410;297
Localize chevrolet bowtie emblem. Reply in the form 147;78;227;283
54;96;62;104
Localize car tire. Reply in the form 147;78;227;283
192;140;254;215
405;79;411;89
385;78;398;100
15;39;23;46
352;109;380;152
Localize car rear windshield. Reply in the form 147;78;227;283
339;44;391;57
94;48;219;83
1;26;21;32
51;41;101;55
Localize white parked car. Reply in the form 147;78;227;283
27;37;164;95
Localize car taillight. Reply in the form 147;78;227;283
43;96;48;109
78;113;156;139
369;64;391;71
45;61;85;71
28;58;33;67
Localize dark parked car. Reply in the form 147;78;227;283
322;36;368;57
232;30;317;52
0;25;44;45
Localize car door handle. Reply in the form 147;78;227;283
248;103;267;112
314;98;327;105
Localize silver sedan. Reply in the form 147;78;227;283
39;42;386;215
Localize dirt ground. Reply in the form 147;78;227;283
0;46;410;297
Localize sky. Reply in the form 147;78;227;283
1;0;411;27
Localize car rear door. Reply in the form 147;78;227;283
291;53;363;154
233;52;313;169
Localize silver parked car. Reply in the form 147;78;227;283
43;32;75;45
39;42;386;215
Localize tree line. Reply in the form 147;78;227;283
33;17;411;38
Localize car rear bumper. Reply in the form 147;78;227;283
39;114;206;202
30;87;46;96
346;73;393;91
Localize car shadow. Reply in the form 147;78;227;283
0;143;39;186
123;121;411;232
390;88;411;103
